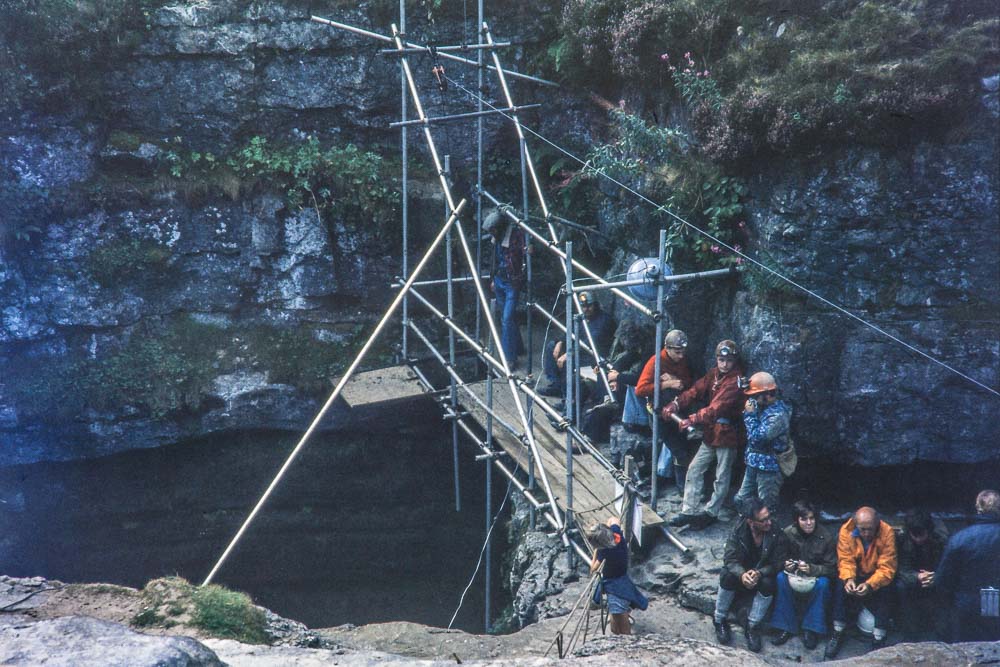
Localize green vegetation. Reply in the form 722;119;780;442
5;315;383;421
571;108;748;268
86;239;172;288
551;0;999;161
158;134;399;235
133;577;269;645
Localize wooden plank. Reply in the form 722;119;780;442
339;366;426;408
458;381;663;529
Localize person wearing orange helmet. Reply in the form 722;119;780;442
734;371;792;514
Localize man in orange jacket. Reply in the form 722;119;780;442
825;506;897;658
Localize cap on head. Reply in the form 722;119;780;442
579;291;596;307
745;371;777;395
664;329;688;349
482;208;504;233
715;339;738;358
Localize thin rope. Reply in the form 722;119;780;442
444;73;1000;400
447;473;514;629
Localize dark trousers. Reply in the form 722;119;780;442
832;576;891;631
894;579;943;640
720;570;778;597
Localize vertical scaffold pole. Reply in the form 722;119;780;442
475;5;484;344
650;229;667;511
400;0;409;359
446;155;460;513
564;241;575;570
478;0;490;633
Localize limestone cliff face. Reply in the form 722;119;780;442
0;1;997;467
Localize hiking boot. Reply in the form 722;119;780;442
824;631;845;660
771;630;794;646
714;619;732;645
802;629;819;650
538;384;563;397
668;513;696;527
870;635;888;652
745;623;763;653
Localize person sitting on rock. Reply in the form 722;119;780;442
587;516;648;635
825;506;897;659
770;500;837;650
634;329;694;490
541;290;614;398
664;339;745;529
934;489;1000;642
585;319;651;449
734;371;791;514
894;509;949;641
713;498;788;653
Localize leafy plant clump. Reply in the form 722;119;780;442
159;134;399;235
553;0;999;161
575;108;748;268
133;577;269;645
86;239;172;288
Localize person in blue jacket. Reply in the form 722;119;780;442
734;371;791;514
934;489;1000;642
588;516;648;635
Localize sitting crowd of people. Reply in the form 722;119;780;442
546;313;999;653
713;492;999;655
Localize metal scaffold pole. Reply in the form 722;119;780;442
650;229;667;511
564;241;575;570
446;155;460;513
479;0;491;634
399;1;409;360
202;199;468;586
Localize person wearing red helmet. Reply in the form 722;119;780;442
734;371;792;514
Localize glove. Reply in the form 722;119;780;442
678;418;693;431
662;401;678;417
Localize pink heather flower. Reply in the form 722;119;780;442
737;221;746;229
734;244;742;252
735;257;744;265
710;245;721;254
618;99;625;109
703;70;709;76
684;51;691;59
684;68;691;74
668;65;676;72
660;53;669;62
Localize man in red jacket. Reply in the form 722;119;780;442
664;339;745;530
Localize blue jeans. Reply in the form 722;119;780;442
734;466;783;513
771;572;831;634
493;274;522;365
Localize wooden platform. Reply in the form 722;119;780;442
339;366;427;409
458;380;664;532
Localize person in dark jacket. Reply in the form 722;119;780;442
588;516;648;635
664;339;745;529
634;329;694;489
541;290;614;397
713;498;788;653
934;489;1000;642
484;208;526;368
585;319;651;448
894;509;949;641
770;500;837;649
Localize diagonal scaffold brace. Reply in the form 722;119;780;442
201;198;468;586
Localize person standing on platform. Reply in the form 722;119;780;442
734;371;791;513
484;208;526;368
634;329;694;491
664;339;745;529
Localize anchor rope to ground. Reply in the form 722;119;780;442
442;72;1000;400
